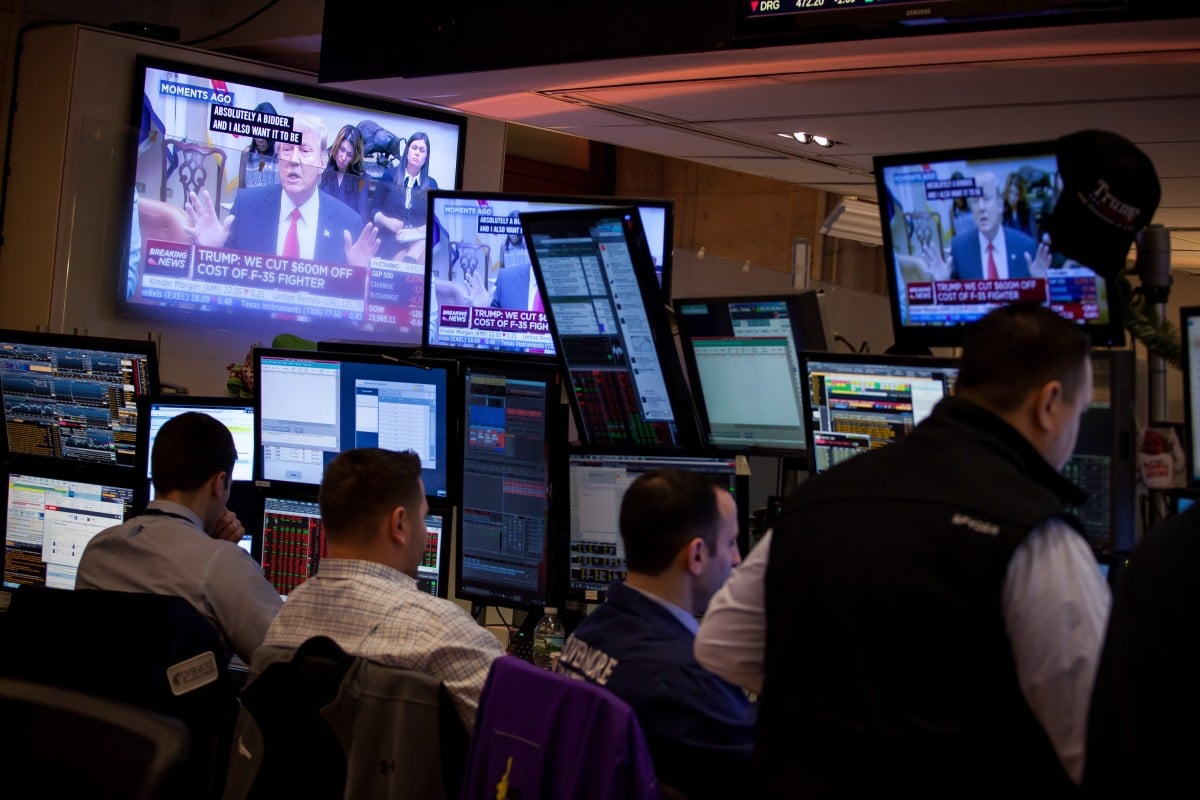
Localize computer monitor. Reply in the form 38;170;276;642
455;361;562;609
521;207;702;447
258;489;325;600
253;348;454;499
564;448;748;603
674;293;827;454
420;504;452;599
801;352;960;474
3;464;136;590
1181;306;1200;486
1061;350;1136;554
0;329;159;469
423;190;675;359
138;396;255;500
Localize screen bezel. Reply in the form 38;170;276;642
521;206;704;448
0;328;160;475
673;291;827;456
1181;306;1200;488
453;358;566;611
799;350;961;474
251;346;460;502
873;139;1126;350
120;55;467;342
559;444;750;605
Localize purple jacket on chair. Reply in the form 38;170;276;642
462;655;658;800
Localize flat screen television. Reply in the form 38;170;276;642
801;352;960;474
423;190;674;359
874;139;1125;349
0;330;159;470
455;361;562;610
674;293;826;454
521;207;703;447
563;448;748;604
252;348;454;499
3;463;136;590
122;56;466;344
1181;306;1200;487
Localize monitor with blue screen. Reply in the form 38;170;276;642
252;349;452;498
0;329;159;469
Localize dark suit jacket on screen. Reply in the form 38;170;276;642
491;262;534;310
224;185;361;264
950;226;1039;280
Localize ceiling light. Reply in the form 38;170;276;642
820;197;883;247
788;131;837;148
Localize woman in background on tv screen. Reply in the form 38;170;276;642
1002;172;1038;240
372;131;437;262
320;124;368;225
239;101;281;189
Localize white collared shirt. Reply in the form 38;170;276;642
978;229;1009;280
277;190;321;260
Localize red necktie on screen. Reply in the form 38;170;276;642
986;242;998;280
282;208;301;258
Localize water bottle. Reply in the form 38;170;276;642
531;607;565;670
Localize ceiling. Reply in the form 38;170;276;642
225;9;1200;268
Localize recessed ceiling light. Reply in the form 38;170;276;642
785;130;838;148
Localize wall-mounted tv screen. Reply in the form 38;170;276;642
874;139;1124;349
0;330;159;470
253;349;454;498
674;293;826;454
122;57;466;344
522;207;702;448
423;191;673;359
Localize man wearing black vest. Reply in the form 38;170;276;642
695;303;1110;797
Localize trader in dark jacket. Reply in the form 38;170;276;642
697;303;1110;798
556;469;754;799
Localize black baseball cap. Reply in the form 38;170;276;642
1045;130;1160;277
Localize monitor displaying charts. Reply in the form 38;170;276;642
802;353;960;474
0;330;159;469
3;465;135;590
521;207;701;447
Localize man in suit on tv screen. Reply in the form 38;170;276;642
924;171;1052;281
185;114;379;267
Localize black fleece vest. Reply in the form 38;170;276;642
757;397;1085;798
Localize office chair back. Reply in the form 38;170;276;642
462;655;658;800
225;635;466;800
0;587;239;800
0;677;189;800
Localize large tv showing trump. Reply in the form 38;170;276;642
874;139;1124;349
121;57;466;343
